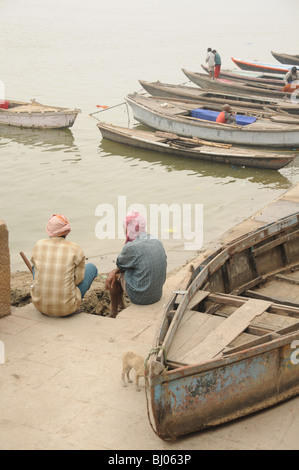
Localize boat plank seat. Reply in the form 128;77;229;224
187;290;210;310
167;309;225;363
245;279;299;307
180;298;272;364
214;300;299;330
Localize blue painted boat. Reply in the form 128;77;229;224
232;57;298;75
146;212;299;439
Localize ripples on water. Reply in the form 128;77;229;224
1;0;299;273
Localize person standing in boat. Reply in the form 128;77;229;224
282;66;299;92
205;48;215;79
30;214;98;317
105;210;167;318
216;104;236;124
213;50;221;79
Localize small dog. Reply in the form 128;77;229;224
121;351;145;392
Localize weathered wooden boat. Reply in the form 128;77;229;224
201;64;285;86
0;99;81;128
182;69;292;100
139;79;299;115
97;121;295;170
126;92;299;148
271;51;299;66
231;58;297;75
146;211;299;439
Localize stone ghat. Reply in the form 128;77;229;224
0;220;11;317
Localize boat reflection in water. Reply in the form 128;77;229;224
0;124;77;150
99;125;296;190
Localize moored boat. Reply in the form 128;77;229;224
182;69;293;100
97;121;295;170
126;92;299;148
139;79;299;115
146;211;299;439
271;51;299;66
232;57;298;75
0;99;81;129
201;64;285;86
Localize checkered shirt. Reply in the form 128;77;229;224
116;233;167;305
30;237;85;316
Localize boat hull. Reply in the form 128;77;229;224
271;51;299;66
97;122;295;170
182;69;289;100
149;336;299;439
0;110;79;129
139;79;299;115
126;94;299;148
232;58;297;74
201;64;285;85
147;212;299;439
0;100;80;128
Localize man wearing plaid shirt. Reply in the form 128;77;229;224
30;214;97;317
105;211;167;318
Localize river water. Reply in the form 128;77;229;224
1;0;299;273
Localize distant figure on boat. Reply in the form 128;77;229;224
282;66;299;92
105;210;167;318
30;214;98;317
213;50;221;79
216;104;236;124
205;47;215;79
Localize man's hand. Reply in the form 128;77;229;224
105;268;120;290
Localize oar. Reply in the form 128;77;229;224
19;251;33;274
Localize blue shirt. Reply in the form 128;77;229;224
116;233;167;305
214;52;221;65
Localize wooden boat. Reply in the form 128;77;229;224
126;92;299;148
182;69;292;100
146;211;299;439
97;121;295;170
201;64;285;86
0;99;81;129
231;58;297;75
271;51;299;66
139;79;299;115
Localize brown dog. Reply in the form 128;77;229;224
121;351;145;392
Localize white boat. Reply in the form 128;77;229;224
0;99;80;129
125;92;299;148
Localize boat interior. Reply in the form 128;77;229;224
163;216;299;369
0;99;70;112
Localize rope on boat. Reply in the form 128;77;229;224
89;101;126;117
143;346;177;442
89;100;131;126
144;346;167;369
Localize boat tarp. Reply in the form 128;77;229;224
190;108;257;126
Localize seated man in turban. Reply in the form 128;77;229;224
216;104;236;124
105;210;167;318
282;66;299;92
30;214;98;317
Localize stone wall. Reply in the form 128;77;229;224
0;220;11;317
